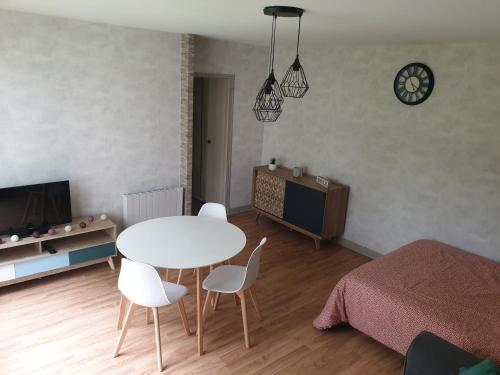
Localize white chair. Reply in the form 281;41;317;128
198;202;227;221
113;258;190;372
175;202;228;284
202;237;267;349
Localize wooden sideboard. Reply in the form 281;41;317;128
0;216;116;287
251;165;349;249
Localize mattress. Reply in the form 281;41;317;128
313;239;500;362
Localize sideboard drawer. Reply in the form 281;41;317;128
0;264;15;282
15;253;70;278
69;243;115;265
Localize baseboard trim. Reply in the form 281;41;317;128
227;208;381;258
228;205;253;215
337;238;382;259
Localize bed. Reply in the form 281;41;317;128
313;239;500;363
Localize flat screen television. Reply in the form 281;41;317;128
0;181;72;237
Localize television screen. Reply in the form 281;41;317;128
0;181;72;237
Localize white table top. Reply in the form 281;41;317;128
116;216;246;269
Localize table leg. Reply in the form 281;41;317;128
196;267;204;355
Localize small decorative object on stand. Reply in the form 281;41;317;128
48;228;57;235
87;215;95;223
100;213;107;221
316;175;330;188
293;166;304;178
32;231;41;238
64;225;72;233
268;157;277;171
79;222;87;229
10;235;20;242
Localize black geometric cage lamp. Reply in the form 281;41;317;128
253;6;308;123
280;11;309;98
253;12;283;122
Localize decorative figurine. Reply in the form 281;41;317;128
268;157;277;171
87;215;95;223
64;225;72;233
293;166;304;178
48;228;57;235
100;213;107;221
10;235;20;242
79;222;87;229
32;231;41;238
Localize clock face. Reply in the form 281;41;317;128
394;63;434;105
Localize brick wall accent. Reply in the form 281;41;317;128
180;34;194;215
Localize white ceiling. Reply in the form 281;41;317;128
1;0;500;46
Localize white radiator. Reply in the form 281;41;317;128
122;187;184;227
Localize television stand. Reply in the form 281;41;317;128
0;216;117;287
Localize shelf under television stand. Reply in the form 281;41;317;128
0;216;117;287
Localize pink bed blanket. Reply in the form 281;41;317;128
313;239;500;362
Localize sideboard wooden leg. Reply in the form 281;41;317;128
314;238;321;250
107;256;115;270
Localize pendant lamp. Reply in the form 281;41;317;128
253;14;283;122
280;13;309;98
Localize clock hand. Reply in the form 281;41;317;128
409;77;417;91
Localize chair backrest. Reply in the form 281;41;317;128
198;202;227;221
118;258;171;307
240;237;267;291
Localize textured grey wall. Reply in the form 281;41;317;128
0;11;181;225
262;43;500;261
194;36;268;208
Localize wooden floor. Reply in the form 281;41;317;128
0;211;404;374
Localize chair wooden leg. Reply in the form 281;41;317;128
248;286;263;321
146;307;153;324
212;293;221;311
177;299;191;336
117;294;128;330
113;302;136;357
177;269;184;284
237;291;250;349
202;291;212;320
152;307;163;372
165;268;169;282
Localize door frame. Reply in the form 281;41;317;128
192;73;235;209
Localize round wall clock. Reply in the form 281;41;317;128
394;62;434;105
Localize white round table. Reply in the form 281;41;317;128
116;216;246;355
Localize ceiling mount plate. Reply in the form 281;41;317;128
263;6;304;17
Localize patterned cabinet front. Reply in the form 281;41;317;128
254;170;286;218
